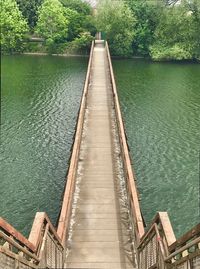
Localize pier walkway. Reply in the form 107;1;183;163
64;41;135;268
0;41;199;269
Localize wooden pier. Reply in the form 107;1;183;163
0;41;200;269
63;40;138;268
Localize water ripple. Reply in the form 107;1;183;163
1;55;87;236
113;59;200;237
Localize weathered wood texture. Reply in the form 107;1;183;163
106;42;145;244
0;213;64;268
64;40;137;268
57;41;94;245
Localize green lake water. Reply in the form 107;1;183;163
0;55;87;236
1;55;199;238
113;59;200;237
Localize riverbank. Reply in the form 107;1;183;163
23;52;89;57
109;54;200;63
22;51;200;63
2;49;199;63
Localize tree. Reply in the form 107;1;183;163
95;0;136;56
16;0;42;29
185;0;200;59
182;0;200;59
60;0;92;16
72;31;94;52
128;0;162;56
61;0;96;41
186;0;200;20
0;0;28;53
150;3;200;60
64;7;96;41
36;0;68;45
64;8;81;41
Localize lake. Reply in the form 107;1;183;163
1;55;199;238
113;58;200;237
1;55;87;236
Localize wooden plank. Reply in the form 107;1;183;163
169;223;200;252
0;231;39;262
165;237;200;261
44;213;63;247
138;224;157;249
64;41;136;266
57;41;94;244
105;42;145;242
0;217;35;252
28;212;45;251
158;212;176;247
28;212;63;251
0;246;38;268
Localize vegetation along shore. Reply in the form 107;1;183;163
1;0;200;61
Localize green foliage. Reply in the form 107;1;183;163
24;41;44;53
95;0;136;56
36;0;68;46
0;0;28;53
64;7;96;42
64;8;82;41
16;0;42;29
1;0;199;59
150;44;193;61
60;0;92;15
187;0;200;21
71;32;94;51
183;0;200;58
150;3;200;60
128;0;162;56
33;0;95;54
61;0;96;40
110;32;134;57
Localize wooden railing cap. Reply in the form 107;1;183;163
0;217;36;252
169;222;200;252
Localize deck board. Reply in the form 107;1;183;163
64;42;136;269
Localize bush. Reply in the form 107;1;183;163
1;0;28;53
71;32;94;52
128;0;162;56
36;0;68;45
95;0;136;56
109;31;133;56
150;43;193;61
150;3;200;61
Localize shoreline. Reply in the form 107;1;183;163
23;52;89;57
2;52;199;63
